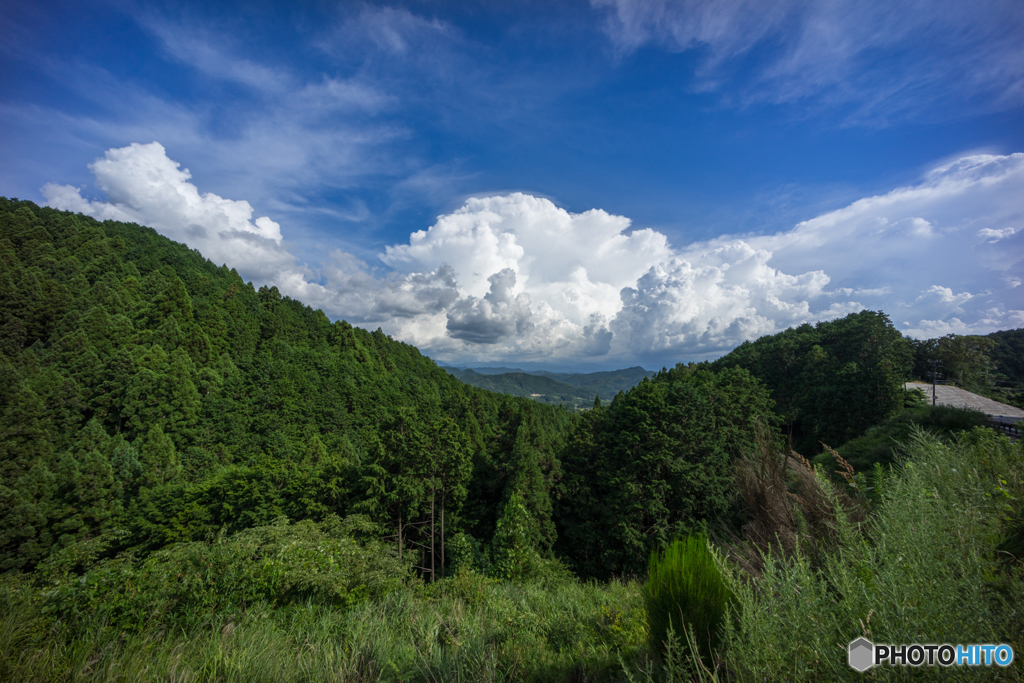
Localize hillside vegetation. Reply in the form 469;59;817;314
2;197;1020;681
0;197;573;577
711;312;913;454
0;197;769;585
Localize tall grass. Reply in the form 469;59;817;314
719;427;1024;682
0;571;648;682
643;535;732;666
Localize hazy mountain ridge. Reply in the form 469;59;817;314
441;366;656;409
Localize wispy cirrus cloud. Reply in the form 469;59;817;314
139;16;294;94
592;0;1024;123
321;5;454;57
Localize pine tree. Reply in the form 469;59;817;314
201;306;230;357
303;432;328;467
502;413;555;553
136;423;181;488
0;458;56;570
122;346;200;443
49;419;122;548
145;276;194;327
92;349;134;432
110;433;143;494
489;491;537;581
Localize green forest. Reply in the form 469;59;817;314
1;197;1022;681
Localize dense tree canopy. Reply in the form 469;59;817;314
554;364;774;579
711;310;913;453
0;198;572;574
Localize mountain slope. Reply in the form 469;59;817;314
443;366;656;409
0;197;571;571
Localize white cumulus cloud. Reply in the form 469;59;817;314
612;243;829;357
43;143;1024;367
42;142;299;283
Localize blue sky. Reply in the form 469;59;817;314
3;0;1023;370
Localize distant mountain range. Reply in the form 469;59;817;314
440;366;656;409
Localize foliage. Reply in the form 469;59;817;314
556;364;775;579
35;515;412;632
445;532;489;577
816;403;989;473
932;334;997;392
712;310;913;453
912;328;1024;406
0;197;572;576
720;428;1024;681
1;568;649;683
643;534;733;665
987;328;1024;405
488;491;543;581
6;196;1023;680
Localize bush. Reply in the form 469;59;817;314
41;515;413;631
816;404;988;474
643;534;733;665
446;531;487;576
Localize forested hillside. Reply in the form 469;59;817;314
0;197;769;585
711;311;914;453
0;198;572;575
554;364;774;579
441;368;588;407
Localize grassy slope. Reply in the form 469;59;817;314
814;402;989;473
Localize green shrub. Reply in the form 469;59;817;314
447;531;488;576
816;404;989;474
488;491;541;581
643;534;733;665
42;515;413;631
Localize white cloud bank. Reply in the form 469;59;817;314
45;143;1024;366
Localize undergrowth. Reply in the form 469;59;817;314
2;428;1021;682
720;427;1024;682
0;570;648;682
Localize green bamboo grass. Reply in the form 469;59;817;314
0;573;648;682
643;535;733;666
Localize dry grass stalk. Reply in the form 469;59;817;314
821;442;855;482
725;428;865;579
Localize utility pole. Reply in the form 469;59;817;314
928;359;941;406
